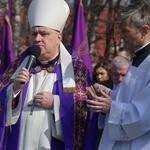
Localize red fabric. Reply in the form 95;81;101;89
12;96;19;109
12;98;16;109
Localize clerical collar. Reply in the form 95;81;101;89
132;43;150;67
135;42;150;56
36;53;60;67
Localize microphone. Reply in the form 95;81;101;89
20;45;41;84
25;45;41;70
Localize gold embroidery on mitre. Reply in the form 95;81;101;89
63;87;75;93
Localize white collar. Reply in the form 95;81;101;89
135;42;150;53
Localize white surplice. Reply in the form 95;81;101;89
98;55;150;150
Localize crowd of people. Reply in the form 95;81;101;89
0;0;150;150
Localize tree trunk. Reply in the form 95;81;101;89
12;0;21;58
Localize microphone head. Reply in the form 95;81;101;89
27;45;41;58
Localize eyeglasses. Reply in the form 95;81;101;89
110;71;126;77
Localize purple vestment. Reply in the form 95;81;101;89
0;50;98;150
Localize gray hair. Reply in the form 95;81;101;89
110;56;130;69
117;1;150;29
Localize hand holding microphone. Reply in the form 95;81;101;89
13;68;31;93
13;45;41;93
20;45;41;84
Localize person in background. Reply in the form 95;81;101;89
102;55;130;89
0;0;97;150
117;46;134;61
87;1;150;149
92;59;110;149
92;60;110;84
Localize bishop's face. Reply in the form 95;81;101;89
30;26;62;61
120;20;143;52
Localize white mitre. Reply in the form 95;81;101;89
28;0;70;33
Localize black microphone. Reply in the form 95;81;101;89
20;45;41;84
25;45;41;70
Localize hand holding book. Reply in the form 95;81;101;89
86;83;110;99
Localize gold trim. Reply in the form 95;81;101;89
47;66;54;72
34;66;41;72
9;79;14;83
63;87;75;93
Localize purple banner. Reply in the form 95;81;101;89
0;0;14;75
71;0;92;76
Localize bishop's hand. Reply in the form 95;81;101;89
34;92;54;109
13;68;32;94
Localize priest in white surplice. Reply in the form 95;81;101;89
0;0;98;150
87;1;150;150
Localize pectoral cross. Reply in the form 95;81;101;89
27;99;35;115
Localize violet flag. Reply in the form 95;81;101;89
71;0;92;75
0;0;14;75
